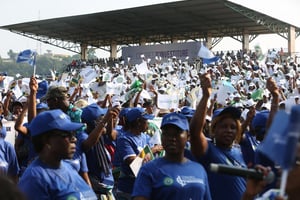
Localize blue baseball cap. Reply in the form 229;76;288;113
36;102;49;110
161;112;189;131
119;107;131;118
81;103;107;125
180;106;195;118
29;109;84;137
125;107;154;122
213;106;241;120
251;110;269;136
36;80;49;99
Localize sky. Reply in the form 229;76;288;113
0;0;299;59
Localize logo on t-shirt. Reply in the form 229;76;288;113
176;175;205;187
163;177;174;186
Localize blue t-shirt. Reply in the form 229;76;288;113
198;142;246;200
0;138;20;176
116;130;150;193
113;126;126;168
132;157;211;200
18;158;97;200
240;131;260;167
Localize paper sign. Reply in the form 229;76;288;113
80;66;98;84
157;94;179;109
136;61;150;75
3;121;18;146
102;72;112;82
106;82;123;95
130;145;154;177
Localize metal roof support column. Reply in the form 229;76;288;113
140;37;146;46
242;32;249;52
171;37;178;43
206;33;212;49
288;26;296;57
80;43;88;60
110;42;117;59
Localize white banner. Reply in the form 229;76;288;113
157;94;179;109
122;42;201;65
106;82;123;95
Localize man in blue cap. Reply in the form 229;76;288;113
115;107;161;200
79;103;119;199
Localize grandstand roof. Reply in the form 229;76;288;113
1;0;299;53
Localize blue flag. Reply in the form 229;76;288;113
197;44;219;64
258;106;300;169
202;56;220;64
16;49;36;67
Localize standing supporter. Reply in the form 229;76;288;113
112;107;131;183
14;76;49;175
253;77;281;195
43;85;82;122
3;91;23;121
18;109;97;200
80;103;120;198
42;85;92;186
115;107;160;200
190;73;247;200
0;120;19;184
132;112;211;200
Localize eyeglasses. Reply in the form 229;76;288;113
52;131;76;140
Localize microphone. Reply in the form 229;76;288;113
210;163;274;183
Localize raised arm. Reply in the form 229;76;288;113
28;76;38;122
241;106;256;137
265;77;280;130
3;91;13;117
190;73;212;158
14;103;28;135
81;107;120;152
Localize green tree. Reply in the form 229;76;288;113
87;48;97;60
7;49;18;61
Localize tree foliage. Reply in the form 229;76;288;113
0;50;80;78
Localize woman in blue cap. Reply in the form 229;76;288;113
18;109;97;200
190;73;246;200
132;112;211;200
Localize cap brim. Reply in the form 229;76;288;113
213;107;241;120
50;120;83;132
220;107;241;119
142;113;155;120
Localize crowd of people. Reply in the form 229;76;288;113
0;47;299;200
